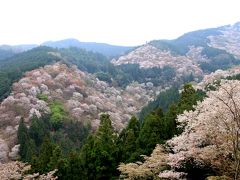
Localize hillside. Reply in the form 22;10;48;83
209;22;240;58
0;22;240;179
112;44;203;80
0;62;162;162
119;77;240;180
0;46;61;101
112;22;240;76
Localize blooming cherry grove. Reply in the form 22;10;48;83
167;80;240;179
119;80;240;179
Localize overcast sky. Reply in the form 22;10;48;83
0;0;239;46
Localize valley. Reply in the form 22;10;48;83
0;22;240;179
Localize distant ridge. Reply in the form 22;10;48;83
42;38;133;57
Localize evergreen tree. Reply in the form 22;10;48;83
118;116;140;162
137;109;165;155
17;118;36;162
79;135;96;179
178;83;199;112
38;137;54;173
29;115;48;147
164;104;178;138
55;158;69;180
30;155;40;173
48;145;62;170
65;151;83;180
93;113;119;179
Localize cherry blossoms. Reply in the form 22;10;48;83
0;161;57;180
119;80;240;179
167;80;240;179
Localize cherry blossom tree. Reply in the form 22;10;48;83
119;80;240;179
168;80;240;179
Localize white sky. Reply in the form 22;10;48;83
0;0;239;46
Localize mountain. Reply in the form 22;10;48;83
0;62;159;162
113;22;240;74
0;44;38;53
0;39;133;59
42;38;133;57
0;22;240;179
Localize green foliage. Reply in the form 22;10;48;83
48;146;63;170
52;121;90;154
65;151;83;180
120;84;205;162
29;115;49;147
79;135;96;179
173;28;222;54
150;40;183;55
17;112;90;177
96;71;112;83
200;47;240;73
117;116;140;163
38;137;55;173
178;84;204;113
0;72;11;101
137;108;165;155
59;47;109;73
49;101;66;130
114;64;176;87
226;73;240;80
30;137;65;175
92;114;119;179
139;87;180;122
80;114;119;179
37;94;49;101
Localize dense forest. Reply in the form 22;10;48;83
60;47;193;87
0;22;240;180
0;46;191;102
16;83;204;179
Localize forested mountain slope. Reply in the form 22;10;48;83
119;78;240;180
0;22;239;179
0;46;61;101
113;22;240;75
0;62;160;162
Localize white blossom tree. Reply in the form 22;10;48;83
118;145;169;179
119;80;240;179
167;80;240;179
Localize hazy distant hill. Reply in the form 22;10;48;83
42;38;133;57
0;44;38;53
0;44;38;60
0;48;15;60
0;39;133;59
